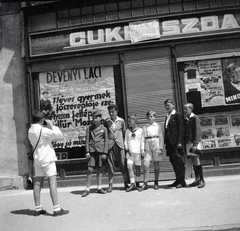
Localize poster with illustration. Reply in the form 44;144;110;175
221;57;240;105
198;59;225;107
39;65;115;148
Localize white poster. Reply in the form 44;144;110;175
39;66;115;148
198;59;225;107
129;19;160;43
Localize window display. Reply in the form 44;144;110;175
178;54;240;150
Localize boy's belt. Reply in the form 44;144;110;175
145;135;159;139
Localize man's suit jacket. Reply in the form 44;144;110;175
104;117;126;150
164;112;185;147
85;124;108;154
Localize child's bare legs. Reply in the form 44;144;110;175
82;167;93;197
97;167;102;189
127;162;135;184
139;157;150;191
48;175;59;206
135;165;141;188
154;161;160;189
33;176;44;207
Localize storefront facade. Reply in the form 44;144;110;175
23;0;240;179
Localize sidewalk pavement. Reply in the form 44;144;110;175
0;175;240;231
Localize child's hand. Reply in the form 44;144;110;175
102;154;107;160
85;153;90;159
141;150;146;157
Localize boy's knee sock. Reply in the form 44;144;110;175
35;205;43;211
53;204;61;212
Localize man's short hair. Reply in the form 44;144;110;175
107;104;118;111
164;98;174;105
32;110;44;123
146;111;156;117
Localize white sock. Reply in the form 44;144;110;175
35;205;43;211
53;204;61;212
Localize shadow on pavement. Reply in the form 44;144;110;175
11;209;51;216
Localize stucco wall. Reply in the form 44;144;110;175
0;5;29;188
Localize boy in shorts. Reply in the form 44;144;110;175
139;111;164;191
28;111;69;216
82;111;109;197
124;114;144;192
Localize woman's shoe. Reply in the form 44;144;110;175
96;188;107;194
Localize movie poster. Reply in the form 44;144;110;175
39;65;115;148
198;59;225;107
222;57;240;105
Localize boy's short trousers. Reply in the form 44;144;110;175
144;150;162;162
126;152;141;166
34;161;57;177
88;152;106;167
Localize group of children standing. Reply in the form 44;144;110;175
82;100;205;197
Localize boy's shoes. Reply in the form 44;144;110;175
126;183;136;192
154;184;159;190
53;208;69;217
189;180;200;187
82;190;90;197
34;209;46;216
138;183;148;192
96;188;107;194
124;182;129;190
107;184;113;193
198;180;205;188
168;180;179;187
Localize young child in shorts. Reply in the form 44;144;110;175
139;111;164;191
124;114;144;192
82;111;109;197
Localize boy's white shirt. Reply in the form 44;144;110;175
28;123;63;165
124;127;144;154
143;122;164;149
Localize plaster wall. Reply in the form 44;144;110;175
0;6;29;189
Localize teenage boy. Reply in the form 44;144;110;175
28;111;69;216
82;111;109;197
139;111;163;191
104;104;129;192
124;114;144;192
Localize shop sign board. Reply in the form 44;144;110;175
29;13;240;57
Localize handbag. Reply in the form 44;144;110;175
27;129;42;161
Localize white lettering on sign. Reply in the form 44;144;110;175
69;14;240;47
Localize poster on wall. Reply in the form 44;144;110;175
198;59;225;107
39;66;115;148
129;19;160;43
221;57;240;105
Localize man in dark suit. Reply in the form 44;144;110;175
164;99;186;188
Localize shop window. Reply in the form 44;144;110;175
31;65;124;174
178;55;240;150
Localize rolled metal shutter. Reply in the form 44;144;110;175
124;48;175;175
125;56;174;125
